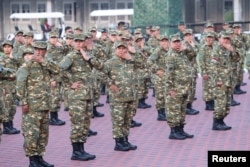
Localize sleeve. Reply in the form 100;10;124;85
165;53;176;92
59;55;74;86
147;48;160;73
198;46;207;75
16;67;28;105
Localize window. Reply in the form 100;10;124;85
128;2;133;9
90;3;99;21
11;4;20;13
22;4;30;13
11;3;30;21
37;3;46;13
224;0;233;21
100;3;109;20
64;3;73;21
117;2;125;20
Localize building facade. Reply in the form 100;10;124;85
0;0;250;40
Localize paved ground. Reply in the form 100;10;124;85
1;75;250;167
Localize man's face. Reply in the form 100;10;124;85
178;25;186;32
115;46;127;58
49;37;58;45
24;36;33;45
34;48;46;58
219;37;230;45
3;45;13;54
170;40;181;51
65;28;73;34
184;33;193;42
109;35;117;42
206;36;214;46
73;40;84;50
15;33;24;43
233;27;241;34
159;39;169;50
24;53;33;62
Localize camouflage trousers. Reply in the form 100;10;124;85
136;78;150;100
187;77;197;103
62;85;69;108
22;110;49;157
202;76;214;102
165;94;188;127
50;82;63;112
236;61;244;85
154;75;165;110
213;86;232;119
2;87;16;122
109;100;136;138
92;79;101;107
69;99;92;143
0;89;3;143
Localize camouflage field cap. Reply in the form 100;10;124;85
14;30;24;36
220;32;231;39
233;24;241;28
205;22;214;28
146;26;152;29
66;33;74;39
33;41;47;49
109;30;117;36
114;41;128;48
73;33;85;41
85;32;93;38
88;26;97;32
206;32;215;38
158;34;169;41
170;34;181;42
74;26;83;31
134;28;142;34
223;22;229;25
2;40;13;47
23;32;34;37
49;31;59;38
117;30;124;36
151;26;160;31
183;29;193;36
122;34;132;40
23;48;34;56
134;35;144;42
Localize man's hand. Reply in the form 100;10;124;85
50;81;56;88
80;48;89;61
121;53;132;60
109;84;119;93
169;90;176;97
202;74;208;80
71;81;82;89
156;70;164;77
128;45;136;54
217;81;223;87
22;105;29;114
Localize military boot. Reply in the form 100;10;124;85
152;88;155;97
49;112;66;126
178;124;194;138
29;156;42;167
218;118;231;130
9;120;20;134
169;127;186;140
124;136;137;150
157;109;166;121
106;95;110;103
71;143;89;161
79;142;96;160
100;83;106;95
137;98;148;109
92;106;104;118
241;82;247;86
186;103;199;115
114;138;130;151
141;98;151;108
231;95;240;106
130;119;142;128
205;101;214;111
88;129;97;137
2;122;19;134
234;84;247;94
37;156;54;167
212;118;229;131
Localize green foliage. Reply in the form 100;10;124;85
224;9;234;22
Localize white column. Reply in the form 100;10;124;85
234;0;242;21
47;0;52;23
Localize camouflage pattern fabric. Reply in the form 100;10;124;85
15;44;34;67
211;44;240;119
164;48;194;127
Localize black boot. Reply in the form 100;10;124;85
96;102;104;107
157;109;166;121
79;142;96;160
88;129;97;137
152;88;155;97
3;122;19;134
141;98;151;108
178;125;194;138
231;95;240;106
212;118;229;131
64;107;69;111
37;156;54;167
218;118;232;130
9;120;20;134
49;112;66;126
124;136;137;150
169;127;186;140
71;143;89;161
137;98;148;109
130;119;142;128
100;84;106;95
92;106;104;118
205;101;214;111
29;156;42;167
234;84;247;94
241;82;247;86
114;138;130;151
186;103;199;115
106;95;110;103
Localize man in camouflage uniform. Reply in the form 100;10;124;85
102;41;137;151
12;30;24;56
16;41;57;167
147;26;160;52
46;31;66;126
59;33;103;161
210;32;240;131
165;34;194;140
182;29;199;115
0;66;16;143
177;21;186;40
148;35;169;121
198;32;216;111
0;40;20;134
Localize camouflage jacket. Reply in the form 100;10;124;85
148;46;168;73
15;44;34;67
165;48;194;97
16;60;59;111
198;44;215;76
211;45;240;87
